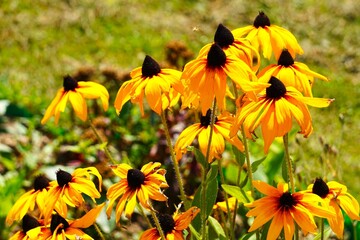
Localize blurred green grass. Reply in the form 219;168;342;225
1;0;359;226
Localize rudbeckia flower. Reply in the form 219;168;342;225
41;202;105;240
258;49;328;97
174;110;244;162
246;180;334;240
309;178;360;237
6;175;55;225
41;75;109;124
232;11;304;60
139;206;200;240
114;55;184;116
181;43;268;115
106;162;168;223
231;76;333;153
43;167;102;223
198;24;260;71
9;214;46;240
213;190;237;212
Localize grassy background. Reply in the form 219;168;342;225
0;0;359;238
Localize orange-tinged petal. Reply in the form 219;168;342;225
174;207;200;230
111;163;132;178
174;124;203;160
252;180;281;197
41;89;66;125
267;209;284;240
6;190;37;225
291;204;317;234
71;202;105;228
139;228;160;240
145;78;163;115
125;191;138;218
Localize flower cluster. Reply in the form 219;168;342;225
7;10;359;240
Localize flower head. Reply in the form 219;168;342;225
6;175;54;225
140;206;200;240
114;55;184;116
232;11;303;60
246;180;334;240
9;214;45;240
308;178;360;237
106;162;168;223
181;43;268;115
41;203;105;240
174;110;244;162
213;190;237;212
198;24;260;71
41;75;109;124
231;76;333;153
43;167;102;224
258;49;328;97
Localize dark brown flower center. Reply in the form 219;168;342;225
312;178;329;198
278;50;294;66
207;44;226;68
279;192;297;209
142;55;161;77
34;175;50;191
266;76;286;99
22;214;40;233
56;169;73;187
214;24;234;48
63;75;78;91
200;109;218;127
50;214;69;233
253;11;271;28
127;169;145;189
158;213;175;235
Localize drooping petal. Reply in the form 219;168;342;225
71;202;105;228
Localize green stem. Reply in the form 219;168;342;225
218;208;230;239
320;218;324;240
160;111;187;208
217;159;234;240
138;203;152;228
94;223;106;240
283;133;295;193
88;119;116;164
150;208;166;240
201;99;217;239
241;124;255;198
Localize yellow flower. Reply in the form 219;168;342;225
246;180;334;240
258;49;328;97
140;206;200;240
232;76;333;153
106;162;168;223
114;55;184;116
174;110;244;162
309;178;360;237
198;24;260;71
181;43;268;115
6;175;54;225
213;191;237;212
41;203;105;240
9;214;46;240
232;11;303;60
43;167;102;224
41;75;109;124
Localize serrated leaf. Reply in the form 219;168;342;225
251;156;266;173
233;146;245;166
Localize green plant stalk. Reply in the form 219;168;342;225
160;111;187;208
218;208;230;239
217;158;233;240
241;124;255;198
320;218;325;240
138;203;152;228
150;209;166;240
283;133;295;193
94;223;106;240
88;119;117;165
201;99;217;239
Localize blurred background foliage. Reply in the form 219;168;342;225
0;0;359;239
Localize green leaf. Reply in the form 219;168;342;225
239;173;248;188
206;162;218;183
192;147;208;169
240;232;255;240
221;184;249;203
312;226;332;240
251;156;266;173
188;224;201;240
191;168;218;232
208;216;226;239
233;146;245;166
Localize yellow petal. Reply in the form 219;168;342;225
71;202;105;228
